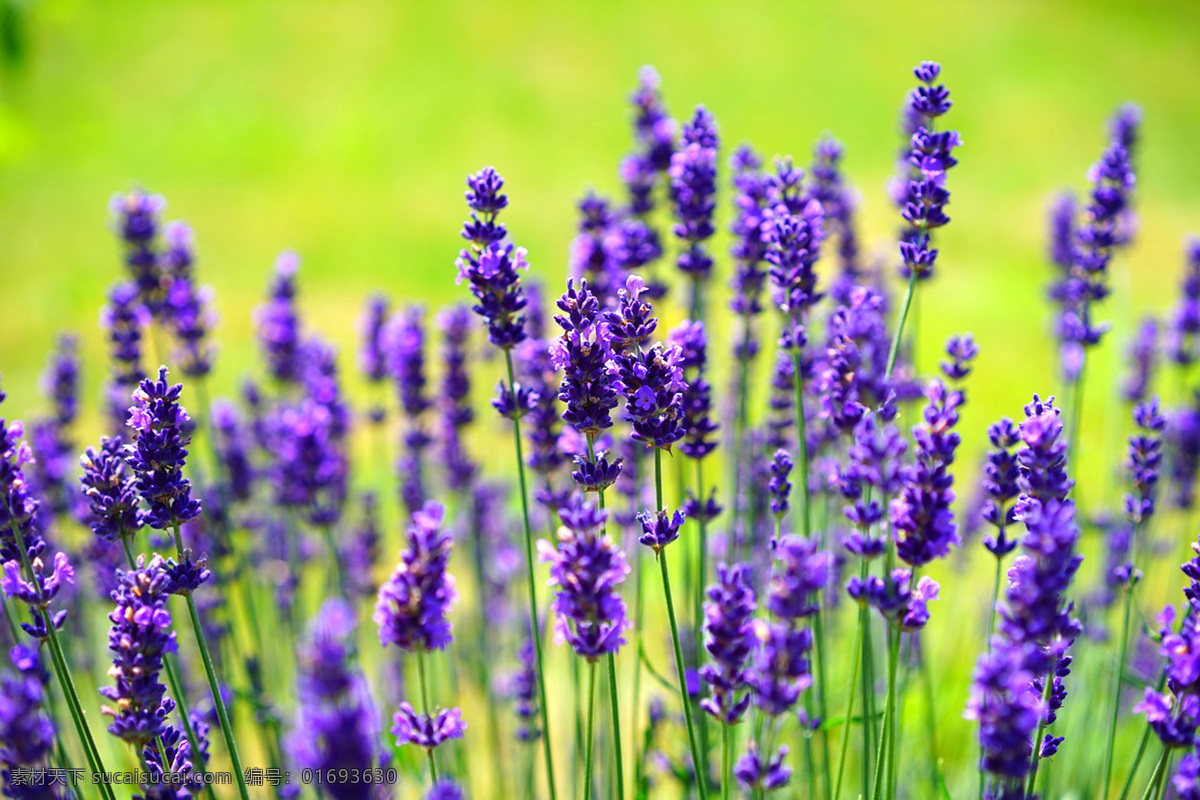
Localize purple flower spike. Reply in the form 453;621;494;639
981;418;1021;558
941;333;979;381
553;279;619;438
1125;397;1165;527
111;188;166;313
700;563;757;724
836;411;906;555
391;703;466;751
256;251;303;384
668;320;718;460
1017;394;1073;504
768;449;793;518
1121;317;1159;404
438;304;477;492
375;501;458;652
571;452;623;493
637;508;685;553
607;296;688;450
79;435;143;542
670;106;719;291
427;780;465;800
539;495;630;660
1169;238;1200;366
766;187;825;319
126;367;201;530
360;293;391;422
746;618;812;717
735;742;791;792
0;646;60;795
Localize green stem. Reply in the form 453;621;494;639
320;523;349;599
1103;582;1137;798
172;523;251;800
884;272;918;383
1067;354;1087;469
504;349;559;800
607;652;625;800
871;624;900;800
1140;745;1169;800
583;660;598;800
1024;664;1057;797
1120;722;1156;800
722;721;733;800
418;649;439;784
693;456;711;787
832;588;865;799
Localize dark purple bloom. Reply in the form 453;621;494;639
0;645;62;799
79;435;143;542
111;189;166;313
540;495;630;659
766;345;795;452
571;452;622;493
438;305;476;492
1175;751;1200;799
623;67;675;220
1169;238;1200;367
681;487;722;526
100;554;176;748
375;501;457;652
981;419;1021;558
669;106;718;297
360;293;391;423
427;780;465;800
457;167;529;350
846;568;938;630
552;279;619;438
160;220;194;281
637;508;685;553
768;535;830;622
898;62;961;281
836;411;906;556
391;703;465;751
942;333;979;382
256;252;303;384
388;308;432;514
270;399;348;526
967;638;1040;786
126;367;201;529
735;742;790;792
891;380;962;567
766;190;825;318
604;275;658;353
668;320;718;460
768;449;792;518
164;276;215;378
103;282;149;431
491;379;538;421
729;145;770;362
1126;397;1165;527
809;137;863;305
699;562;756;724
1170;400;1200;510
210;400;254;503
1120;317;1158;404
745;618;811;717
1017;394;1073;504
508;628;540;742
569;192;618;299
519;340;564;478
290;600;386;798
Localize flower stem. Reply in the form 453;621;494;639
832;590;865;799
172;523;251;800
504;349;558;800
884;272;918;383
1141;745;1169;800
583;659;598;800
1024;664;1058;798
871;623;900;800
418;649;439;784
693;456;711;781
1103;581;1137;798
607;652;625;800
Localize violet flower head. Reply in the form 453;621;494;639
457;167;529;350
519;341;564;478
438;304;476;492
1122;317;1159;404
569;191;618;298
668;320;718;460
604;275;658;353
608;332;687;451
271;398;348;526
210;400;255;503
552;279;619;437
100;554;176;748
768;535;829;622
256;252;303;384
669;106;719;292
41;334;79;428
730;144;770;323
1016;394;1073;504
837;411;906;557
637;508;685;554
160;220;194;281
967;638;1040;787
898;61;962;281
375;501;458;652
539;495;630;660
735;741;791;792
768;449;793;518
427;781;465;800
628;65;676;178
891;380;963;567
745;618;812;717
391;703;466;752
765;191;826;318
125;367;201;530
942;333;979;382
388;306;432;422
290;600;385;798
509;628;541;742
981;418;1021;558
699;562;757;724
809;136;863;303
1169;238;1200;367
1126;397;1165;527
766;346;795;452
79;435;143;542
846;568;939;630
164;276;216;378
0;645;62;798
111;188;166;313
359;293;391;421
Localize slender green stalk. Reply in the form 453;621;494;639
832;584;865;798
884;272;918;383
467;486;505;800
655;449;708;800
721;721;733;800
918;642;939;795
171;523;251;800
607;653;625;800
319;523;349;599
1066;355;1087;468
1024;664;1058;797
7;512;116;800
1103;581;1138;798
504;350;559;800
871;624;901;800
583;660;598;800
693;456;711;787
1120;722;1157;800
1141;745;1169;800
417;649;439;783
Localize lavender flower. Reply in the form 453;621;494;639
898;61;961;281
980;419;1021;558
809;137;863;304
164;276;216;378
427;781;465;800
1121;317;1159;404
569;192;618;299
891;380;962;567
438;305;476;492
539;495;630;659
391;704;466;752
552;279;619;438
669;106;718;306
668;320;718;460
29;334;80;515
375;501;457;652
1169;237;1200;367
509;628;540;742
210;400;255;503
637;509;685;553
79;436;143;542
967;639;1040;788
1017;394;1073;504
126;367;201;530
942;333;979;382
100;554;176;747
457;167;529;350
256;252;303;384
103;282;149;431
735;742;790;792
768;450;793;519
0;645;62;798
519;340;564;479
1126;397;1165;527
765;184;825;319
388;307;432;514
111;189;166;313
360;293;391;423
271;399;348;526
699;562;756;724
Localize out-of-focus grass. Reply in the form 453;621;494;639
1;0;1199;795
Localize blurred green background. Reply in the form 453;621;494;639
1;0;1200;794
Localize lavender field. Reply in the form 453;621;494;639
3;3;1200;799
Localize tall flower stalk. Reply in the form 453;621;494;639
455;166;557;800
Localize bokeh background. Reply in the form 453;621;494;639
1;0;1200;794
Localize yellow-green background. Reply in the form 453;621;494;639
1;0;1200;795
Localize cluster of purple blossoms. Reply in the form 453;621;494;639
391;704;466;753
126;367;201;530
519;340;565;484
389;307;433;514
898;61;961;281
271;398;348;527
668;320;718;460
765;182;825;323
699;563;756;724
846;568;939;630
290;600;386;798
160;226;215;378
729;146;770;361
766;347;795;451
137;709;206;800
808;137;863;304
540;495;630;659
1135;603;1200;752
637;508;685;553
942;333;979;383
1122;317;1159;404
79;435;143;542
375;501;458;653
606;276;688;451
837;410;907;558
102;282;149;431
256;252;303;384
551;279;619;449
768;449;792;519
99;554;176;748
359;293;391;423
1126;397;1165;527
29;333;81;515
670;106;719;300
456;167;529;350
210;400;255;503
980;419;1021;558
569;192;618;299
891;380;963;567
1168;238;1200;366
111;189;167;313
508;628;541;742
1016;394;1073;504
622;66;675;221
0;645;62;799
438;305;477;493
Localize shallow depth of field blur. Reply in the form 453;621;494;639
3;0;1200;798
